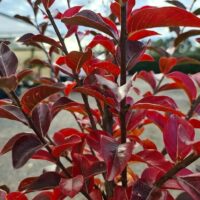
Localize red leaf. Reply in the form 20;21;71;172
18;33;62;49
100;135;134;181
126;110;146;131
62;10;119;39
53;128;84;145
139;54;154;62
62;6;83;38
7;192;28;200
127;0;136;17
59;175;84;198
85;61;120;77
189;119;200;129
0;43;18;77
132;95;184;116
12;134;43;168
128;29;159;41
159;57;177;74
177;174;200;200
33;191;53;200
21;85;63;114
27;172;61;191
146;111;167;130
163;114;195;162
0;133;30;155
132;150;172;171
52;135;82;158
74;86;116;107
137;71;156;90
64;81;76;96
41;0;55;9
110;2;121;22
167;71;197;102
62;6;82;19
87;34;115;55
128;6;200;34
0;105;27;124
31;103;51;137
57;49;92;73
32;150;55;163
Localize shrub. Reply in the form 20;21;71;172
1;0;200;199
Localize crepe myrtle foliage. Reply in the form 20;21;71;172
1;0;200;199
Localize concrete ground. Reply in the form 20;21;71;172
0;78;199;199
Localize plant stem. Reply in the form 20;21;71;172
120;2;127;187
186;95;200;120
45;8;68;55
154;153;199;188
45;7;97;132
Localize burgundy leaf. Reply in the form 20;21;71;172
111;186;129;200
12;134;43;168
175;30;200;46
59;175;84;198
0;43;18;77
167;71;197;102
18;177;37;191
62;10;119;39
166;0;186;9
31;103;51;137
128;6;200;34
0;133;30;155
33;191;53;200
163;114;195;162
17;69;33;83
100;135;134;181
14;14;34;25
0;105;27;124
177;174;200;200
18;33;62;49
27;172;61;191
73;154;106;178
118;41;146;71
41;0;55;9
0;75;18;91
21;85;63;114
